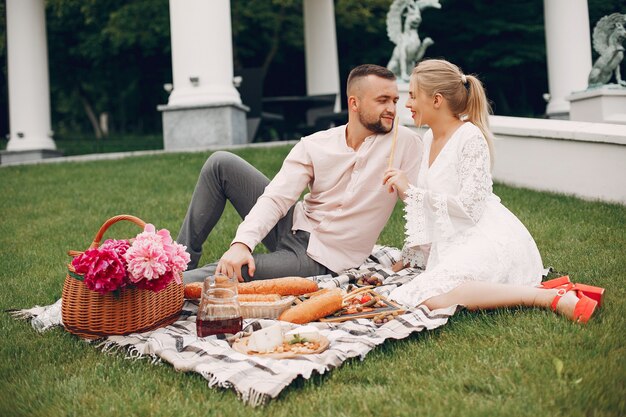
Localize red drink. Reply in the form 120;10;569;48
196;316;243;337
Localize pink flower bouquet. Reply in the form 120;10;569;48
71;224;190;294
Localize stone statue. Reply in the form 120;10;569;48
386;0;441;82
588;13;626;88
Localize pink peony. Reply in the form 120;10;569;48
133;270;175;292
167;244;190;284
124;237;169;282
71;224;189;294
100;239;130;261
72;247;127;294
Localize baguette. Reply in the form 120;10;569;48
184;282;203;299
238;294;282;303
278;289;343;324
238;277;318;296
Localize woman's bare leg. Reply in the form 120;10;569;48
423;282;578;318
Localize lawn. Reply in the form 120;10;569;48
1;146;624;417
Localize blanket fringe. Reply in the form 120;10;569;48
202;370;226;389
97;339;161;364
7;309;36;320
200;370;270;407
245;388;270;407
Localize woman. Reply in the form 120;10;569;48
383;59;602;323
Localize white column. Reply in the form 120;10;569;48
167;0;241;106
543;0;592;119
6;0;55;151
303;0;341;112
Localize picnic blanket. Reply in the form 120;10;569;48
11;246;459;407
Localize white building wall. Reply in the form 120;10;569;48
490;116;626;204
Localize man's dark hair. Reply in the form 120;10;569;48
347;64;396;91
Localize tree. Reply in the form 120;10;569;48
2;0;625;141
45;0;171;137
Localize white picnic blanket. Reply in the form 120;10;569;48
11;246;459;406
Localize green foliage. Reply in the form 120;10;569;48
44;0;171;136
0;147;624;416
2;0;626;140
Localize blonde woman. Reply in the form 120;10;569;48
383;59;602;323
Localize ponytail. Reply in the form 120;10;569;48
464;75;495;168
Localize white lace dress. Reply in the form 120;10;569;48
389;122;544;308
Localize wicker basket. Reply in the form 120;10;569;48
61;215;184;339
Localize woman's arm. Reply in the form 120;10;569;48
404;134;492;247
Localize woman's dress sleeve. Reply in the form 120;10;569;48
403;134;493;251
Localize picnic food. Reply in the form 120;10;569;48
238;277;318;296
238;294;282;302
184;282;203;299
278;289;343;324
372;310;402;325
239;295;295;319
246;324;284;353
340;290;386;315
356;275;382;287
235;324;327;356
284;325;321;343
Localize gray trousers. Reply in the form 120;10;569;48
177;151;332;283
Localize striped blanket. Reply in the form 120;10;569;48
12;246;458;407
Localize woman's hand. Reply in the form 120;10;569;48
391;260;407;272
383;168;410;199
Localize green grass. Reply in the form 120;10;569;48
1;146;624;417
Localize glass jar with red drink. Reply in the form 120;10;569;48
196;284;242;337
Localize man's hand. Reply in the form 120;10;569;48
383;168;410;199
216;242;255;282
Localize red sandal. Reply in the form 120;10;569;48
540;276;605;307
550;285;598;324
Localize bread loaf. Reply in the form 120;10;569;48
238;277;318;296
238;294;282;303
278;289;343;324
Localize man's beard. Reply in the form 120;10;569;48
358;112;393;134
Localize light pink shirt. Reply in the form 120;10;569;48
233;124;422;273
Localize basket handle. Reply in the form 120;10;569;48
68;214;146;257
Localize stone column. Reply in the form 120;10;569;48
159;0;247;150
2;0;60;164
303;0;341;112
543;0;592;119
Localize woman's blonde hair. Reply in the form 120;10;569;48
411;59;495;165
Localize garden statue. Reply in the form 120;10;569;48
588;13;626;88
386;0;441;82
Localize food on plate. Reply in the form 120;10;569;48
284;325;321;343
340;291;386;315
246;324;284;353
278;289;343;324
184;282;203;299
356;275;383;287
372;310;402;325
238;277;318;296
240;324;325;355
238;294;282;303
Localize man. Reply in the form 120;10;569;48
179;64;422;283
